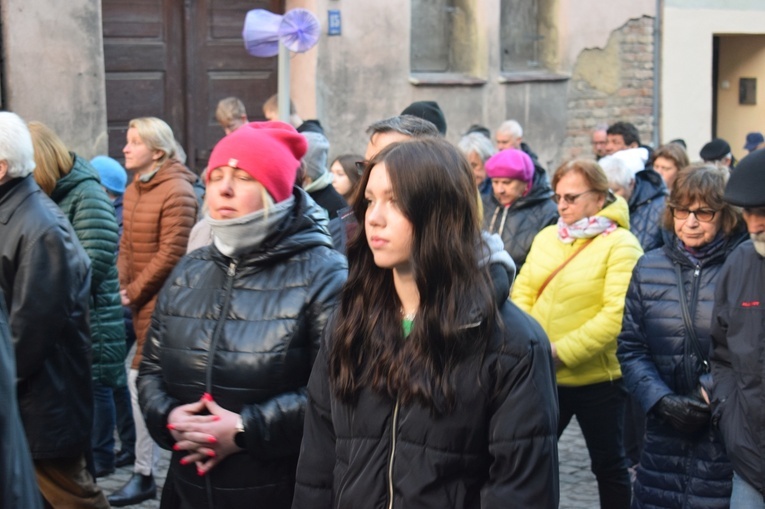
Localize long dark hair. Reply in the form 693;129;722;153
329;138;497;414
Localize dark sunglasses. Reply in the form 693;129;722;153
552;190;597;205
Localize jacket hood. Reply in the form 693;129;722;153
629;168;667;210
134;159;198;191
51;154;100;202
612;147;649;174
598;193;631;229
520;141;539;163
480;231;515;303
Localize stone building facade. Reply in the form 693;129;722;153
2;1;764;171
561;16;655;162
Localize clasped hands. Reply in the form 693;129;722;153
167;393;242;476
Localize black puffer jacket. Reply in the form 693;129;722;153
628;169;667;252
482;166;558;271
617;229;746;508
0;176;93;458
709;240;765;496
293;276;560;508
138;188;347;509
0;294;43;509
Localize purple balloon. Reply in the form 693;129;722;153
279;9;321;53
242;8;320;58
242;9;281;57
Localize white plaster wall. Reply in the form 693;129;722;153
557;0;656;70
0;0;107;157
662;7;765;161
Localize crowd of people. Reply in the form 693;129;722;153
0;95;764;509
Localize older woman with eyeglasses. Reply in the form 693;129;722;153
617;164;744;508
512;159;643;509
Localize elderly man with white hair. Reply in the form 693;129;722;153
600;152;667;252
0;112;108;508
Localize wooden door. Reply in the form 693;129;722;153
102;0;283;173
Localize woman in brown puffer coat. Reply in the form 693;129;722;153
112;116;198;507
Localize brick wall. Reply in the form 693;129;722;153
558;16;655;167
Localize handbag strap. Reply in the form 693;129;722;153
536;238;594;299
674;263;710;373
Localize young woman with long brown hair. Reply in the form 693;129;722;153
293;137;559;509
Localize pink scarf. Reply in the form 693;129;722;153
557;216;617;244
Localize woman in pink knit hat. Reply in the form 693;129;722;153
481;148;559;272
137;121;347;509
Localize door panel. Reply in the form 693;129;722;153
187;0;282;170
102;0;283;172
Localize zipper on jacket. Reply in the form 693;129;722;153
387;398;400;509
205;259;238;391
690;265;708;371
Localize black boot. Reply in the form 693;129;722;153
107;473;156;507
114;449;136;468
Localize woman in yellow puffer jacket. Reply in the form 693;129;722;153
512;159;643;509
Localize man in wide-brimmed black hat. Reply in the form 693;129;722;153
700;138;736;169
706;148;765;505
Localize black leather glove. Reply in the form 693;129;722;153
655;394;710;433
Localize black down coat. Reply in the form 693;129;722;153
138;189;347;509
292;281;560;508
482;165;558;271
617;229;746;508
628;168;668;252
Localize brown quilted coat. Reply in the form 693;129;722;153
118;159;198;368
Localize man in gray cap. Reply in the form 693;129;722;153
706;148;765;507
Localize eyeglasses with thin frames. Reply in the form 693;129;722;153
670;206;717;222
552;190;597;205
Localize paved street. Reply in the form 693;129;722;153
98;419;599;508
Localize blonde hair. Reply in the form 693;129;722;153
128;117;177;165
28;121;74;196
215;97;247;124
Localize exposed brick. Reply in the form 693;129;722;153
558;16;655;165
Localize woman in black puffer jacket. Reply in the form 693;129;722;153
293;138;559;509
617;164;745;508
138;121;347;509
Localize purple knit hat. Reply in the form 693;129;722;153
485;149;534;182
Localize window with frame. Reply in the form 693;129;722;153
500;0;564;81
410;0;483;84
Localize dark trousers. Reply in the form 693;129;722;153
558;380;631;509
623;394;645;467
92;383;116;471
114;383;136;455
91;382;136;470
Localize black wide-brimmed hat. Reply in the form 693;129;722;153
724;148;765;207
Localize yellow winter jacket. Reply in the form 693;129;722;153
511;196;643;386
